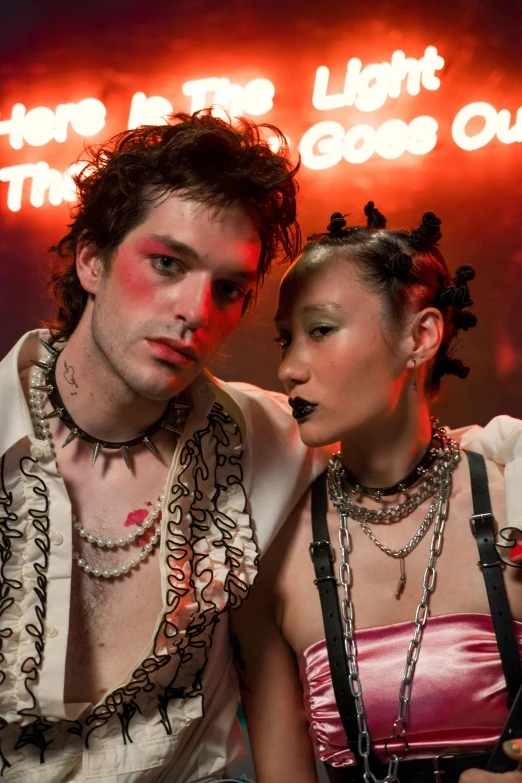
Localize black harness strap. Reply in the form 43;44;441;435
467;450;522;706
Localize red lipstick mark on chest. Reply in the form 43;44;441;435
124;507;162;547
124;509;149;527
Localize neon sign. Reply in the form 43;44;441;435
452;101;522;150
1;46;522;212
312;46;444;113
0;162;83;212
182;77;275;117
0;98;106;150
300;116;438;169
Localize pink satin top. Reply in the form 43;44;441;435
299;613;522;768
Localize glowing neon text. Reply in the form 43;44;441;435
300;116;438;169
0;99;106;150
312;46;444;113
0;162;84;212
452;101;522;151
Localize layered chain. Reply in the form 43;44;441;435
329;443;458;783
329;427;459;525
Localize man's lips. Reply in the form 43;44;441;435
288;396;318;420
146;338;198;367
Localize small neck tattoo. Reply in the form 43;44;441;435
63;360;79;389
30;338;191;469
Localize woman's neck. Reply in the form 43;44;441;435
54;329;169;443
339;405;434;490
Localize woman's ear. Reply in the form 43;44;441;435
405;307;444;371
76;241;105;295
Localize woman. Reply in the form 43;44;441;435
231;204;522;783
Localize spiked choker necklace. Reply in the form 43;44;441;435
339;418;444;501
32;339;191;468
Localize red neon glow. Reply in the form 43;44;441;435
299;115;438;169
0;98;106;150
182;77;275;117
1;44;522;212
312;46;444;113
452;102;522;151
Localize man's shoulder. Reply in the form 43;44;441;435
214;378;294;438
454;415;522;464
220;380;289;411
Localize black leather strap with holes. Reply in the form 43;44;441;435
467;450;522;706
310;471;380;764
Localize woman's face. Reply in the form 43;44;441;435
276;258;412;447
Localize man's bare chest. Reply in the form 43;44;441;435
54;441;173;706
64;552;163;705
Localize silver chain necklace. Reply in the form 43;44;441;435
330;440;457;525
328;445;458;783
329;434;460;597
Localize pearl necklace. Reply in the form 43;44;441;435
28;356;169;580
71;494;164;579
72;522;162;579
72;501;162;548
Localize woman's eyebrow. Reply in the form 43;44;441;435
301;301;343;314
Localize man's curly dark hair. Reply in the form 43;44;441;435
48;110;301;340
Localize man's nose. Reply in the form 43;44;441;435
175;273;211;331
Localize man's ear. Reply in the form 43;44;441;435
405;307;444;371
76;242;105;295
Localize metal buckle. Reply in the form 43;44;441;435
432;753;456;779
309;540;334;563
469;512;496;537
477;559;502;569
313;575;338;585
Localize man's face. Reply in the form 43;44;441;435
84;193;261;400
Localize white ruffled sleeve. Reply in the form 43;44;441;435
454;415;522;531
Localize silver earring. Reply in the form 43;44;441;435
412;357;418;390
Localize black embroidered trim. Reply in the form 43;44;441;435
0;455;22;690
156;402;259;715
84;654;170;747
496;527;522;568
157;686;185;736
0;719;11;776
17;458;50;723
84;401;259;746
66;720;83;739
116;700;142;745
14;717;53;765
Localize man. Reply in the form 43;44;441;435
0;112;327;781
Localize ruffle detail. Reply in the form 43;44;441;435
155;401;258;689
85;400;259;742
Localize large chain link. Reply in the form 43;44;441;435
332;453;456;783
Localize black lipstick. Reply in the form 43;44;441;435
288;396;318;420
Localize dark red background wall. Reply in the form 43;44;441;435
1;0;521;427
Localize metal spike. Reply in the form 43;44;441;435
31;384;54;393
162;421;183;434
143;436;160;456
42;407;64;420
120;445;130;469
31;360;50;372
170;400;191;410
38;339;59;356
91;442;101;467
62;429;79;448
